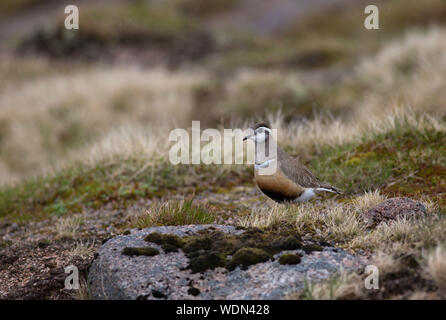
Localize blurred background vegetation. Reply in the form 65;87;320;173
0;0;445;186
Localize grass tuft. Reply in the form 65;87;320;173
425;245;446;289
131;199;216;228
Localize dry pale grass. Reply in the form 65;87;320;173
55;214;85;239
408;291;439;300
350;215;446;253
351;190;387;213
266;107;446;158
242;197;367;244
0;63;206;184
355;26;446;118
239;202;289;229
425;245;446;289
219;69;306;115
292;201;365;243
296;269;364;300
69;240;96;258
75;277;91;300
270;111;360;154
371;250;401;276
242;189;446;255
322;205;364;242
81;124;173;165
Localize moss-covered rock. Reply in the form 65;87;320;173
226;247;272;271
278;253;302;265
122;246;159;256
187;251;227;273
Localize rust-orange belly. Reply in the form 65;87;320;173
254;168;304;202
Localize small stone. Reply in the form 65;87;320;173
361;197;426;227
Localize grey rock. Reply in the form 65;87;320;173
88;224;367;300
361;197;427;227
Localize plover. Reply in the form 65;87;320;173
243;123;340;203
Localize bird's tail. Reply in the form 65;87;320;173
315;187;341;195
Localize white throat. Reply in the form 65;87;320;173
254;137;277;164
254;158;276;169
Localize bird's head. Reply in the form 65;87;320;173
243;123;271;143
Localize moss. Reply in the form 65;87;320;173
154;228;307;273
37;239;51;248
151;290;167;299
399;253;420;270
273;236;302;250
161;243;180;253
0;240;12;248
187;251;227;273
144;232;163;244
227;247;272;271
144;232;184;248
345;157;361;166
187;287;201;296
278;253;302;265
182;235;213;253
121;246;159;257
302;244;323;254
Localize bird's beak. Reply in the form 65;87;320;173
243;128;255;141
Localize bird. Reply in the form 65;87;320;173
243;123;340;203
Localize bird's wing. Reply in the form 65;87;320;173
278;148;340;192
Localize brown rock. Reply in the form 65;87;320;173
361;197;427;227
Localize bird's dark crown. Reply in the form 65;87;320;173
253;123;271;130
